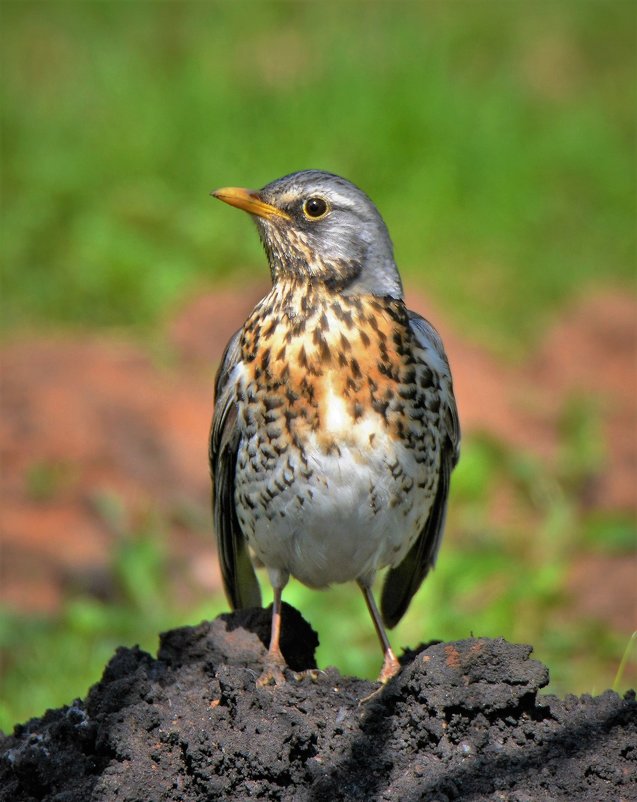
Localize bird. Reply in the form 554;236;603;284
209;170;460;686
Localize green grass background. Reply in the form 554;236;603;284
1;0;636;730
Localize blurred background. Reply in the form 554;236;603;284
1;1;635;730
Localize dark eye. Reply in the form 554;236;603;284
303;196;329;219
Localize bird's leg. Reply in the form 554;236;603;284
256;584;288;687
267;584;286;665
358;580;401;683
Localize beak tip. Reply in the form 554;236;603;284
209;186;287;221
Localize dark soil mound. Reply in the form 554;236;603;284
1;606;635;801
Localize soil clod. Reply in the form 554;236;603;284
1;607;635;801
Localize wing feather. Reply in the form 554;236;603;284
380;311;460;628
209;331;261;610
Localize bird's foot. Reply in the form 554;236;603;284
256;648;288;687
377;648;401;683
359;650;402;704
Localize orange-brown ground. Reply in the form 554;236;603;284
1;285;635;632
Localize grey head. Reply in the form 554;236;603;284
213;170;403;299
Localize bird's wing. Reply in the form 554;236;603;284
209;330;261;610
380;310;460;629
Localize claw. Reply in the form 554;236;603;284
256;658;288;687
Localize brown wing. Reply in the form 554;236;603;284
209;330;261;610
380;311;460;629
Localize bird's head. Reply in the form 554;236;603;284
212;170;403;298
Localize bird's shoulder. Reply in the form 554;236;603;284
210;329;242;463
406;308;460;463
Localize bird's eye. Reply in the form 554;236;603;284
303;196;329;220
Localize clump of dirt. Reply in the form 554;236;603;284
1;607;635;802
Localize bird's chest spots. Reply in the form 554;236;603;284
237;288;440;457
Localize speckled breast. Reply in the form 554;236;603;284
232;281;444;588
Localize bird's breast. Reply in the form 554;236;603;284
238;285;440;456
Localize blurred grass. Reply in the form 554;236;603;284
1;1;635;353
1;1;636;731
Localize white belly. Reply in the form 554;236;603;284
235;421;436;589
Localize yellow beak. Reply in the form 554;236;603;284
211;186;290;221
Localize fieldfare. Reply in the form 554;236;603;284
210;170;460;685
